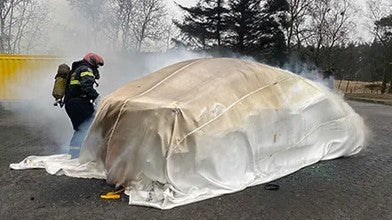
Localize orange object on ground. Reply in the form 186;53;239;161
100;192;121;200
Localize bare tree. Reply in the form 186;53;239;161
366;0;392;44
300;0;357;67
366;0;392;92
132;0;167;52
162;21;178;51
0;0;49;54
284;0;311;54
69;0;170;52
67;0;115;48
112;0;168;52
113;0;137;50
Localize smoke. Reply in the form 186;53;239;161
1;64;72;153
282;58;336;93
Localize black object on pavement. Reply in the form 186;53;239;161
264;183;280;191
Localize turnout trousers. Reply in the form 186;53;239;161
65;98;95;158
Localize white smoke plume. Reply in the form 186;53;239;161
283;59;336;92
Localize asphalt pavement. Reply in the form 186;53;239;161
0;101;391;219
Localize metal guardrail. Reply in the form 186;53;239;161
0;54;62;100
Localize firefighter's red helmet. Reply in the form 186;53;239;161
83;53;104;67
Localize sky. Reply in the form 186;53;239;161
50;0;196;28
168;0;196;8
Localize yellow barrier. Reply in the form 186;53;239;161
0;54;62;100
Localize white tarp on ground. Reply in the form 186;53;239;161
10;58;366;209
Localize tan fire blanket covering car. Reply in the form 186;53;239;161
11;58;366;209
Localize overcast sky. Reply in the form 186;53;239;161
168;0;195;7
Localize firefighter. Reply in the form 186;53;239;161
64;53;104;158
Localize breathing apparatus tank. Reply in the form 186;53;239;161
52;63;71;107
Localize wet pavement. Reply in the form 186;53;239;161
0;101;391;219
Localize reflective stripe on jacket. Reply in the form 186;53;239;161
66;64;99;101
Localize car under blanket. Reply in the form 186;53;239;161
10;58;367;209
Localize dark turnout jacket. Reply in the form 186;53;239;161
65;60;99;102
64;60;100;130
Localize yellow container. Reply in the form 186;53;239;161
0;54;62;100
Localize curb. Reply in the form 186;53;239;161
345;97;392;106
